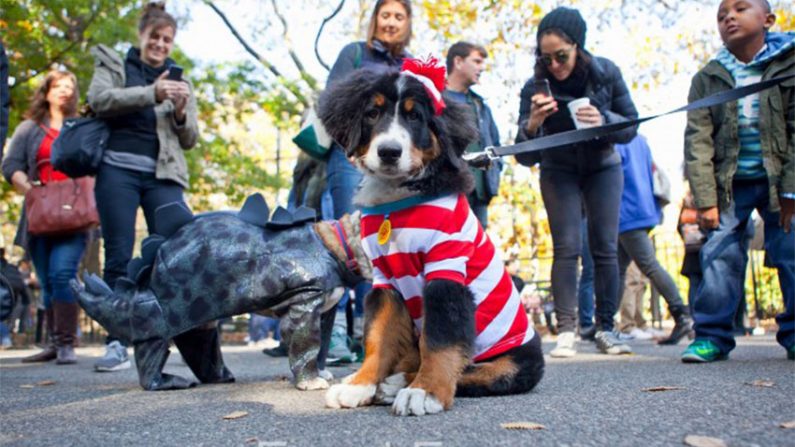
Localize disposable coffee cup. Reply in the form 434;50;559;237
567;97;594;129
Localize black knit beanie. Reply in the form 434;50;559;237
537;7;587;49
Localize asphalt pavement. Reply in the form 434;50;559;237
1;334;793;447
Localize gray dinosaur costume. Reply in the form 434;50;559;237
72;194;370;391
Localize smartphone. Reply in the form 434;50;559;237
534;78;551;97
167;65;183;81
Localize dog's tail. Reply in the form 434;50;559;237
456;333;544;397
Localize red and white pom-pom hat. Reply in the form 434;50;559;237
401;56;447;116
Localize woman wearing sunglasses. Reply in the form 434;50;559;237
515;7;639;357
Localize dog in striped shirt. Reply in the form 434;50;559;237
317;60;544;416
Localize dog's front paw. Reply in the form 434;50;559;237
325;383;376;409
296;377;330;391
374;372;408;405
392;387;444;416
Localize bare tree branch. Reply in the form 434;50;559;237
270;0;318;91
204;0;309;107
314;0;346;71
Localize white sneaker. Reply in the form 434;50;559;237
628;328;653;340
550;331;577;358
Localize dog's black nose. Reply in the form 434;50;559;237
377;143;402;164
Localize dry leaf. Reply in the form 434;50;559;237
222;411;249;420
245;437;259;444
500;422;545;430
19;384;35;389
745;379;774;388
36;380;56;386
780;420;795;429
683;435;727;447
642;386;685;392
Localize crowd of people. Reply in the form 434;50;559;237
0;0;793;376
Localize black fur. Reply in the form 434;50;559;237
422;279;475;352
318;68;478;197
456;333;545;397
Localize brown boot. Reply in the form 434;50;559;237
21;307;57;363
54;301;79;365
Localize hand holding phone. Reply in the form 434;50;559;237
167;65;183;81
533;78;551;97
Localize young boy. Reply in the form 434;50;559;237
682;0;794;362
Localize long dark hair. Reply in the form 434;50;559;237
533;28;591;81
366;0;412;58
24;70;79;124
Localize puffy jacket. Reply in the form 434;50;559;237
515;55;638;171
87;44;198;188
684;34;794;212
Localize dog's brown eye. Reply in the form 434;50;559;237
365;109;380;120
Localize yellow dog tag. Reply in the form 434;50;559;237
377;218;392;245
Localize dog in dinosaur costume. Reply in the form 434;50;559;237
72;194;371;391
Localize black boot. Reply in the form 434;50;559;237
22;307;57;363
658;313;694;345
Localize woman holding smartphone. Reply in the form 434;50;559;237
87;2;198;372
515;7;638;357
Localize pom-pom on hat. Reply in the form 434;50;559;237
537;7;587;49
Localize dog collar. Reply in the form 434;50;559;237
359;194;443;216
330;220;360;277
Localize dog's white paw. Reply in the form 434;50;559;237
392;388;444;416
318;369;334;381
325;383;376;409
375;373;408;404
296;377;330;391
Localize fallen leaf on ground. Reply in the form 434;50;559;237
245;437;259;444
780;421;795;429
683;435;727;447
745;379;774;388
36;380;56;386
500;422;545;430
19;384;35;389
222;411;249;420
641;386;685;392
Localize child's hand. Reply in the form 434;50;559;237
780;196;794;233
698;206;720;230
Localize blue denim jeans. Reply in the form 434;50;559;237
28;232;87;308
578;218;595;328
327;147;371;316
540;162;623;333
694;180;795;352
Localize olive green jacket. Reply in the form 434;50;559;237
87;44;198;188
684;46;794;212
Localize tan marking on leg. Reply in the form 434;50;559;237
349;289;416;386
408;343;469;410
457;356;519;387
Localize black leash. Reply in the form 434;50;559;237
464;74;795;168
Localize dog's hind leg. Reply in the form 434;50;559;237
173;322;235;384
457;333;545;397
280;291;330;390
326;288;416;409
134;337;197;390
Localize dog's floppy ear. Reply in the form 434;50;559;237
438;100;479;157
318;69;390;154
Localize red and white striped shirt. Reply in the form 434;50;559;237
360;193;534;362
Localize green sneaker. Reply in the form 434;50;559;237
681;340;728;363
787;345;795;361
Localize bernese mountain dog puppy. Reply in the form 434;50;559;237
317;61;544;416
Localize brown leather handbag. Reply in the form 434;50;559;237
24;164;100;236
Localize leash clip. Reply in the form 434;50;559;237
463;146;498;169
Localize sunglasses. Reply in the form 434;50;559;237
539;47;575;66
